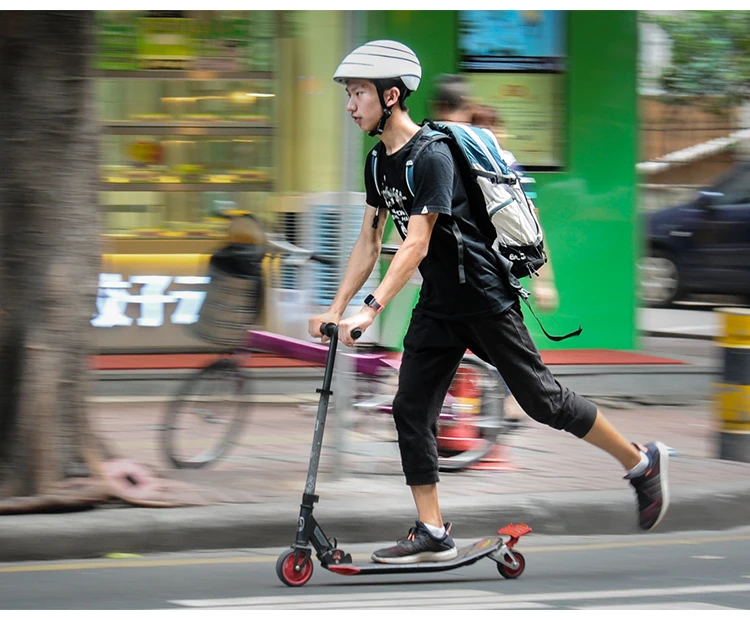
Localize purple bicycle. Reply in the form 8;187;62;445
162;236;508;472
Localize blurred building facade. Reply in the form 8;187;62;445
91;10;640;353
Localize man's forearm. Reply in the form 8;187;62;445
371;240;426;307
538;245;555;282
536;208;555;282
329;237;381;316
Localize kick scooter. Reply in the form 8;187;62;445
276;323;531;587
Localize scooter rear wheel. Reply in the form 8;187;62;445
276;549;314;587
496;551;525;579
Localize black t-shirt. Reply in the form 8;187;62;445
364;127;516;319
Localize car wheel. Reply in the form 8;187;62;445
638;251;682;307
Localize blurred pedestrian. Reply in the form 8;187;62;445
471;103;507;140
430;73;474;123
431;76;559;312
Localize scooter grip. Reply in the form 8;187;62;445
321;323;337;338
320;323;362;340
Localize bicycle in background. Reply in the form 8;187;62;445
162;233;508;473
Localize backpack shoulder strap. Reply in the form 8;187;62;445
370;141;385;197
404;126;450;198
368;142;388;229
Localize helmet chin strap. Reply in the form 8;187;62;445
369;88;394;137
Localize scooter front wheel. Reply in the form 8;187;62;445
276;549;314;587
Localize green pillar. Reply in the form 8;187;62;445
362;11;638;352
532;10;638;350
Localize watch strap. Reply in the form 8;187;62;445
364;294;384;313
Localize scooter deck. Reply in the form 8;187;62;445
325;536;503;576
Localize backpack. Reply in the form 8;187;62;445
370;121;581;342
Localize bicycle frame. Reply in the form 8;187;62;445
244;329;474;420
246;329;397;377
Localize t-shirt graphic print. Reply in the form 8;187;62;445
381;185;410;239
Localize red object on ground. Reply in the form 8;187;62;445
438;366;481;452
91;352;318;371
467;443;518;472
91;348;687;372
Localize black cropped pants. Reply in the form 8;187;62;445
392;301;598;486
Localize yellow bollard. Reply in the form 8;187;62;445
714;308;750;462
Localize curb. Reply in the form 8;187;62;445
2;481;750;563
640;329;715;341
89;364;718;405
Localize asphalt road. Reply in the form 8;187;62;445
2;527;749;610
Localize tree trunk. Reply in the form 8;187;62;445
0;12;111;511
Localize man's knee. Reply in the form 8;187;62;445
515;387;597;438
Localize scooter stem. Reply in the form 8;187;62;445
303;324;339;496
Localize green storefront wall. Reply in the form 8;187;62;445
364;10;638;352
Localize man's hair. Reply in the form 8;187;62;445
472;104;501;128
431;73;470;114
372;78;410;112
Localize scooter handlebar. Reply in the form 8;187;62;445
321;323;362;340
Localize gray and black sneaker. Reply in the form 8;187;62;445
371;521;457;564
627;441;670;531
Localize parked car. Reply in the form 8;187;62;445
639;163;750;307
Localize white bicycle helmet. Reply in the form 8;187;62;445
333;39;421;92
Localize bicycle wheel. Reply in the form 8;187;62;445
163;357;250;469
437;355;507;472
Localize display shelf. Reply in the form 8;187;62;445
100;122;274;136
99;182;273;192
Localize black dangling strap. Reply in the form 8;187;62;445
520;296;582;342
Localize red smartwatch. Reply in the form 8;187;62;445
364;294;384;313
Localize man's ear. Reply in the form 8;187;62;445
383;86;401;108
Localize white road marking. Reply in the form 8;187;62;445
579;603;735;610
172;590;544;610
225;601;550;610
691;555;726;560
171;583;750;609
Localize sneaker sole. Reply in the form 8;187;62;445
371;547;458;565
649;441;670;531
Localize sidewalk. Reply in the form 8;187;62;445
2;398;749;563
